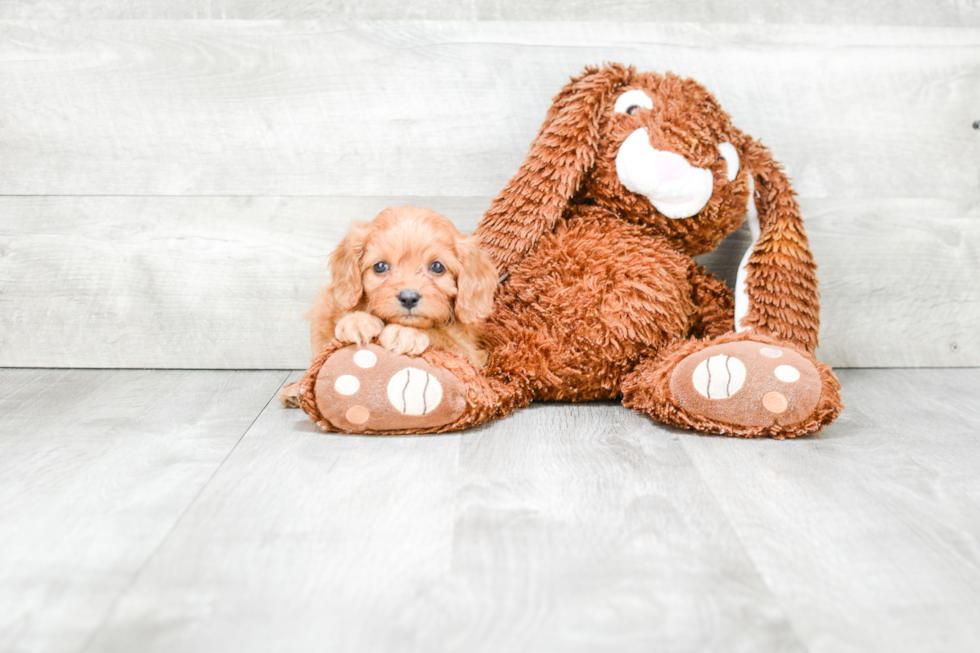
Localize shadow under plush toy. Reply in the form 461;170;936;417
298;63;843;438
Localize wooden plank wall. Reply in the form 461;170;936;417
1;5;978;369
2;1;979;23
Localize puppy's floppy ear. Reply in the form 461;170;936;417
475;63;633;275
327;221;372;312
454;235;498;325
736;140;820;353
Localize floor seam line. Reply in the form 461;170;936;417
675;434;813;653
74;370;292;653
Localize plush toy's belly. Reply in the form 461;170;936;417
484;210;697;401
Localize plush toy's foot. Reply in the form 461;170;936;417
623;333;842;438
300;344;468;433
671;339;822;430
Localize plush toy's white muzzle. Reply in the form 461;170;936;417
615;128;714;219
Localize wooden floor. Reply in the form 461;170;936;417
2;367;979;652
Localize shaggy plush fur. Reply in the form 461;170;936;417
300;64;843;437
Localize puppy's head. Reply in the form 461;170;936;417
329;206;498;328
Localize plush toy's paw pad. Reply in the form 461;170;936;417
671;341;822;429
313;344;466;432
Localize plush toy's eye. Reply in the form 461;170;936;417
373;261;390;274
614;89;654;115
429;261;445;275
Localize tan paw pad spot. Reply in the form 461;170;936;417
759;347;783;358
692;354;746;399
345;405;371;424
763;391;788;414
387;367;443;416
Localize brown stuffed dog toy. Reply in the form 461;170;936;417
298;63;843;438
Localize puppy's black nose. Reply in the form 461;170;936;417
398;289;421;309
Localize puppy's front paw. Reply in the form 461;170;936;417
335;312;384;345
379;324;429;356
279;381;301;408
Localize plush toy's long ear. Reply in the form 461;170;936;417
735;140;820;353
474;64;632;274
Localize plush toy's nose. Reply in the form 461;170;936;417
648;148;689;182
398;289;421;309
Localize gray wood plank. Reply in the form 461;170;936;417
807;198;980;368
1;21;977;199
81;372;468;653
426;404;803;652
0;195;486;369
0;368;287;653
678;368;980;653
82;392;803;653
1;0;978;25
2;195;976;369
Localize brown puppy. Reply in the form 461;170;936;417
281;206;497;407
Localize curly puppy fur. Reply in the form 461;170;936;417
281;206;497;407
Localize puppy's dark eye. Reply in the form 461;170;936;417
429;261;445;274
626;105;640;116
373;261;389;274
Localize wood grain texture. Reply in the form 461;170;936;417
3;368;979;651
1;21;978;199
807;198;980;368
2;195;976;369
1;0;978;24
0;368;288;653
0;195;486;369
679;367;980;653
82;372;469;653
83;392;803;653
422;404;802;652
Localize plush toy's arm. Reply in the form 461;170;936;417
738;141;820;353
